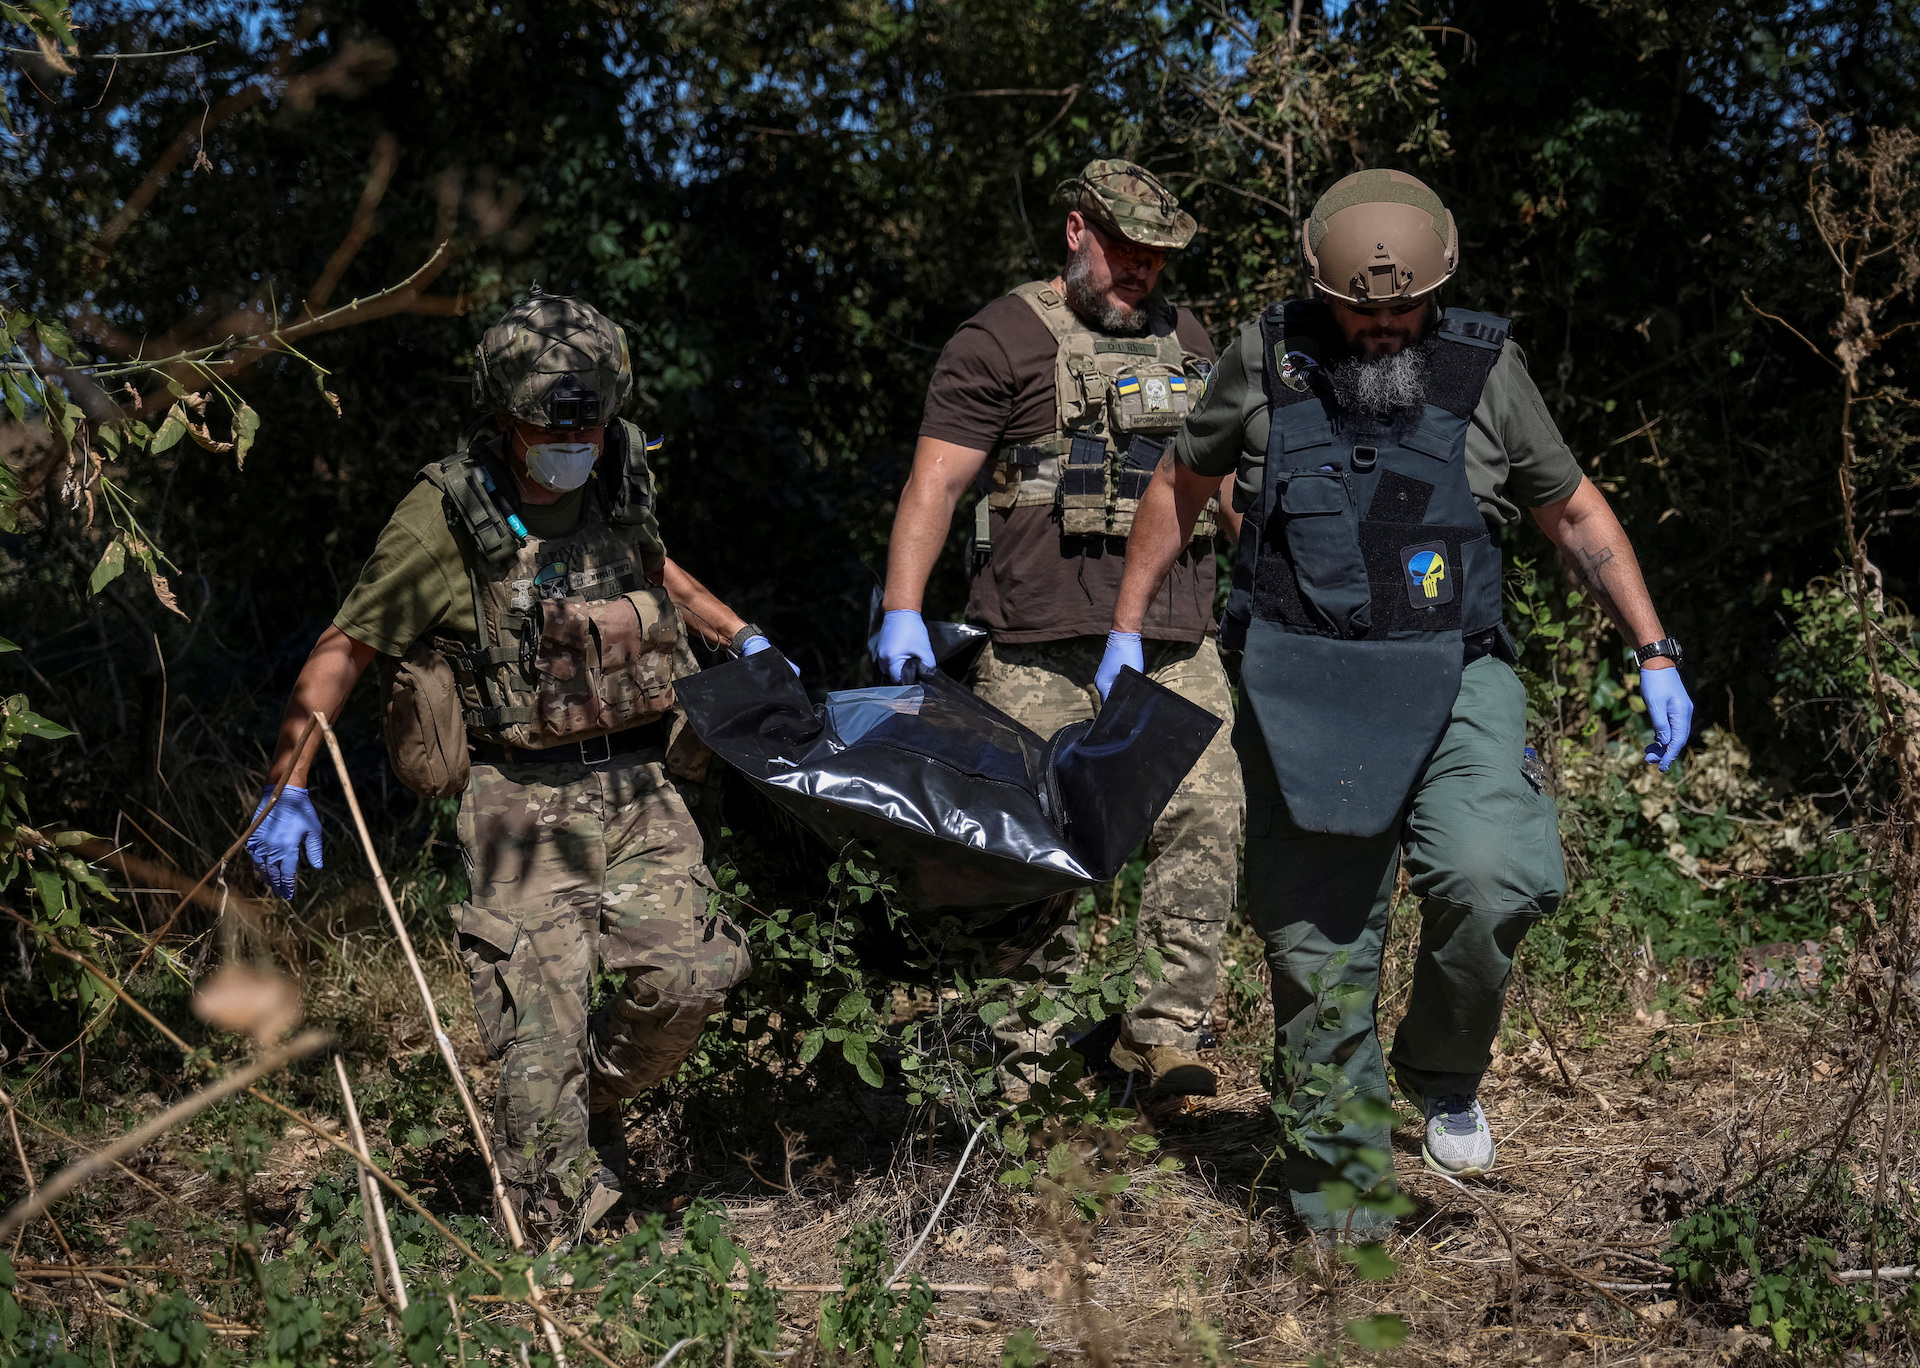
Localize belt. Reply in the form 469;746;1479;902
471;720;668;770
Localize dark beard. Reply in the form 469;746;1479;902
1062;238;1162;333
1326;342;1432;427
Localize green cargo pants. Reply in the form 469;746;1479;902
454;750;751;1237
974;635;1244;1087
1241;655;1564;1234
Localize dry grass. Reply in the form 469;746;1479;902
1;899;1886;1367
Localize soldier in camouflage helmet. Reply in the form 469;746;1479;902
246;291;794;1247
876;160;1245;1104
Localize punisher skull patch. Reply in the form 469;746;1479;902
1402;541;1453;608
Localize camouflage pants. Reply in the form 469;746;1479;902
972;636;1244;1078
454;750;750;1231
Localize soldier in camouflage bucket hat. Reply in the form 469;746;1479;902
876;157;1244;1104
1058;159;1199;251
245;291;792;1249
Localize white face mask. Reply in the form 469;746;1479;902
523;442;599;492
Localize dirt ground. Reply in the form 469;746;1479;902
627;1003;1808;1367
7;915;1853;1367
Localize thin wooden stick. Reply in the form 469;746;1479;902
333;1055;408;1311
243;1090;621;1368
313;715;523;1244
0;1030;331;1242
123;711;322;983
314;713;570;1368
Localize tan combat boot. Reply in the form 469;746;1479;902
1108;1028;1217;1098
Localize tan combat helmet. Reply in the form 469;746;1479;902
1060;159;1198;250
473;289;633;431
1304;168;1457;305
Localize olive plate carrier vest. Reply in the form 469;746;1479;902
978;282;1219;556
1222;300;1513;838
419;420;680;750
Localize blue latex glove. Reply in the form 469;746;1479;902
740;634;801;676
1095;631;1144;702
1639;664;1694;772
876;610;936;684
246;786;323;900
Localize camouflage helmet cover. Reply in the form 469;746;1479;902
1059;159;1197;251
1305;168;1458;304
473;291;632;430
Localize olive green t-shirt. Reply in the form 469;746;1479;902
332;481;593;656
1173;319;1585;527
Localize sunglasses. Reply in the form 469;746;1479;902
1087;218;1168;271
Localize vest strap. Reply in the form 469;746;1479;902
465;705;535;729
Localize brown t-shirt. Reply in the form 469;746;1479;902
919;289;1220;644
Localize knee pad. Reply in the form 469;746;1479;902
586;978;721;1107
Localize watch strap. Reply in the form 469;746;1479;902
1634;637;1683;668
729;623;765;654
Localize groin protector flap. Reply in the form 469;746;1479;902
1049;665;1224;879
1240;622;1460;838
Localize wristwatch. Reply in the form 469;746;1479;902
728;622;766;654
1634;637;1684;669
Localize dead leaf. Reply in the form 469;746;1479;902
150;573;189;620
193;963;303;1046
35;34;74;76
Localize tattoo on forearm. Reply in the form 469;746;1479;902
1572;544;1625;627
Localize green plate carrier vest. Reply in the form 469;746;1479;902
978;281;1219;556
421;420;679;750
1221;300;1510;837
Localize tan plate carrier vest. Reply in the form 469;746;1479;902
423;421;679;751
980;281;1218;550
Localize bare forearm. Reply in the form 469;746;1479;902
661;557;747;647
883;437;989;614
267;627;377;787
1214;472;1243;545
1533;477;1667;651
1114;459;1217;635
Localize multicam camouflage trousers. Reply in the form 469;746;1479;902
454;749;750;1234
971;636;1244;1084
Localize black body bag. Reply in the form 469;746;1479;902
674;650;1222;964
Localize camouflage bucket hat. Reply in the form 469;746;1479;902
1059;159;1197;251
473;290;632;431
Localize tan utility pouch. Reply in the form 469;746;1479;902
384;638;471;798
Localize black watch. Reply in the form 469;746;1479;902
728;623;766;654
1634;637;1684;669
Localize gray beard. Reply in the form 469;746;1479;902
1062;240;1160;333
1327;344;1431;425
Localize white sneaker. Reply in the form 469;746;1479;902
1422;1094;1495;1176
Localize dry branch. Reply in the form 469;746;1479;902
0;1030;331;1243
333;1054;407;1312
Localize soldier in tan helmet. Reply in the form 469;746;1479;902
875;160;1245;1103
246;292;790;1246
1104;169;1694;1237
